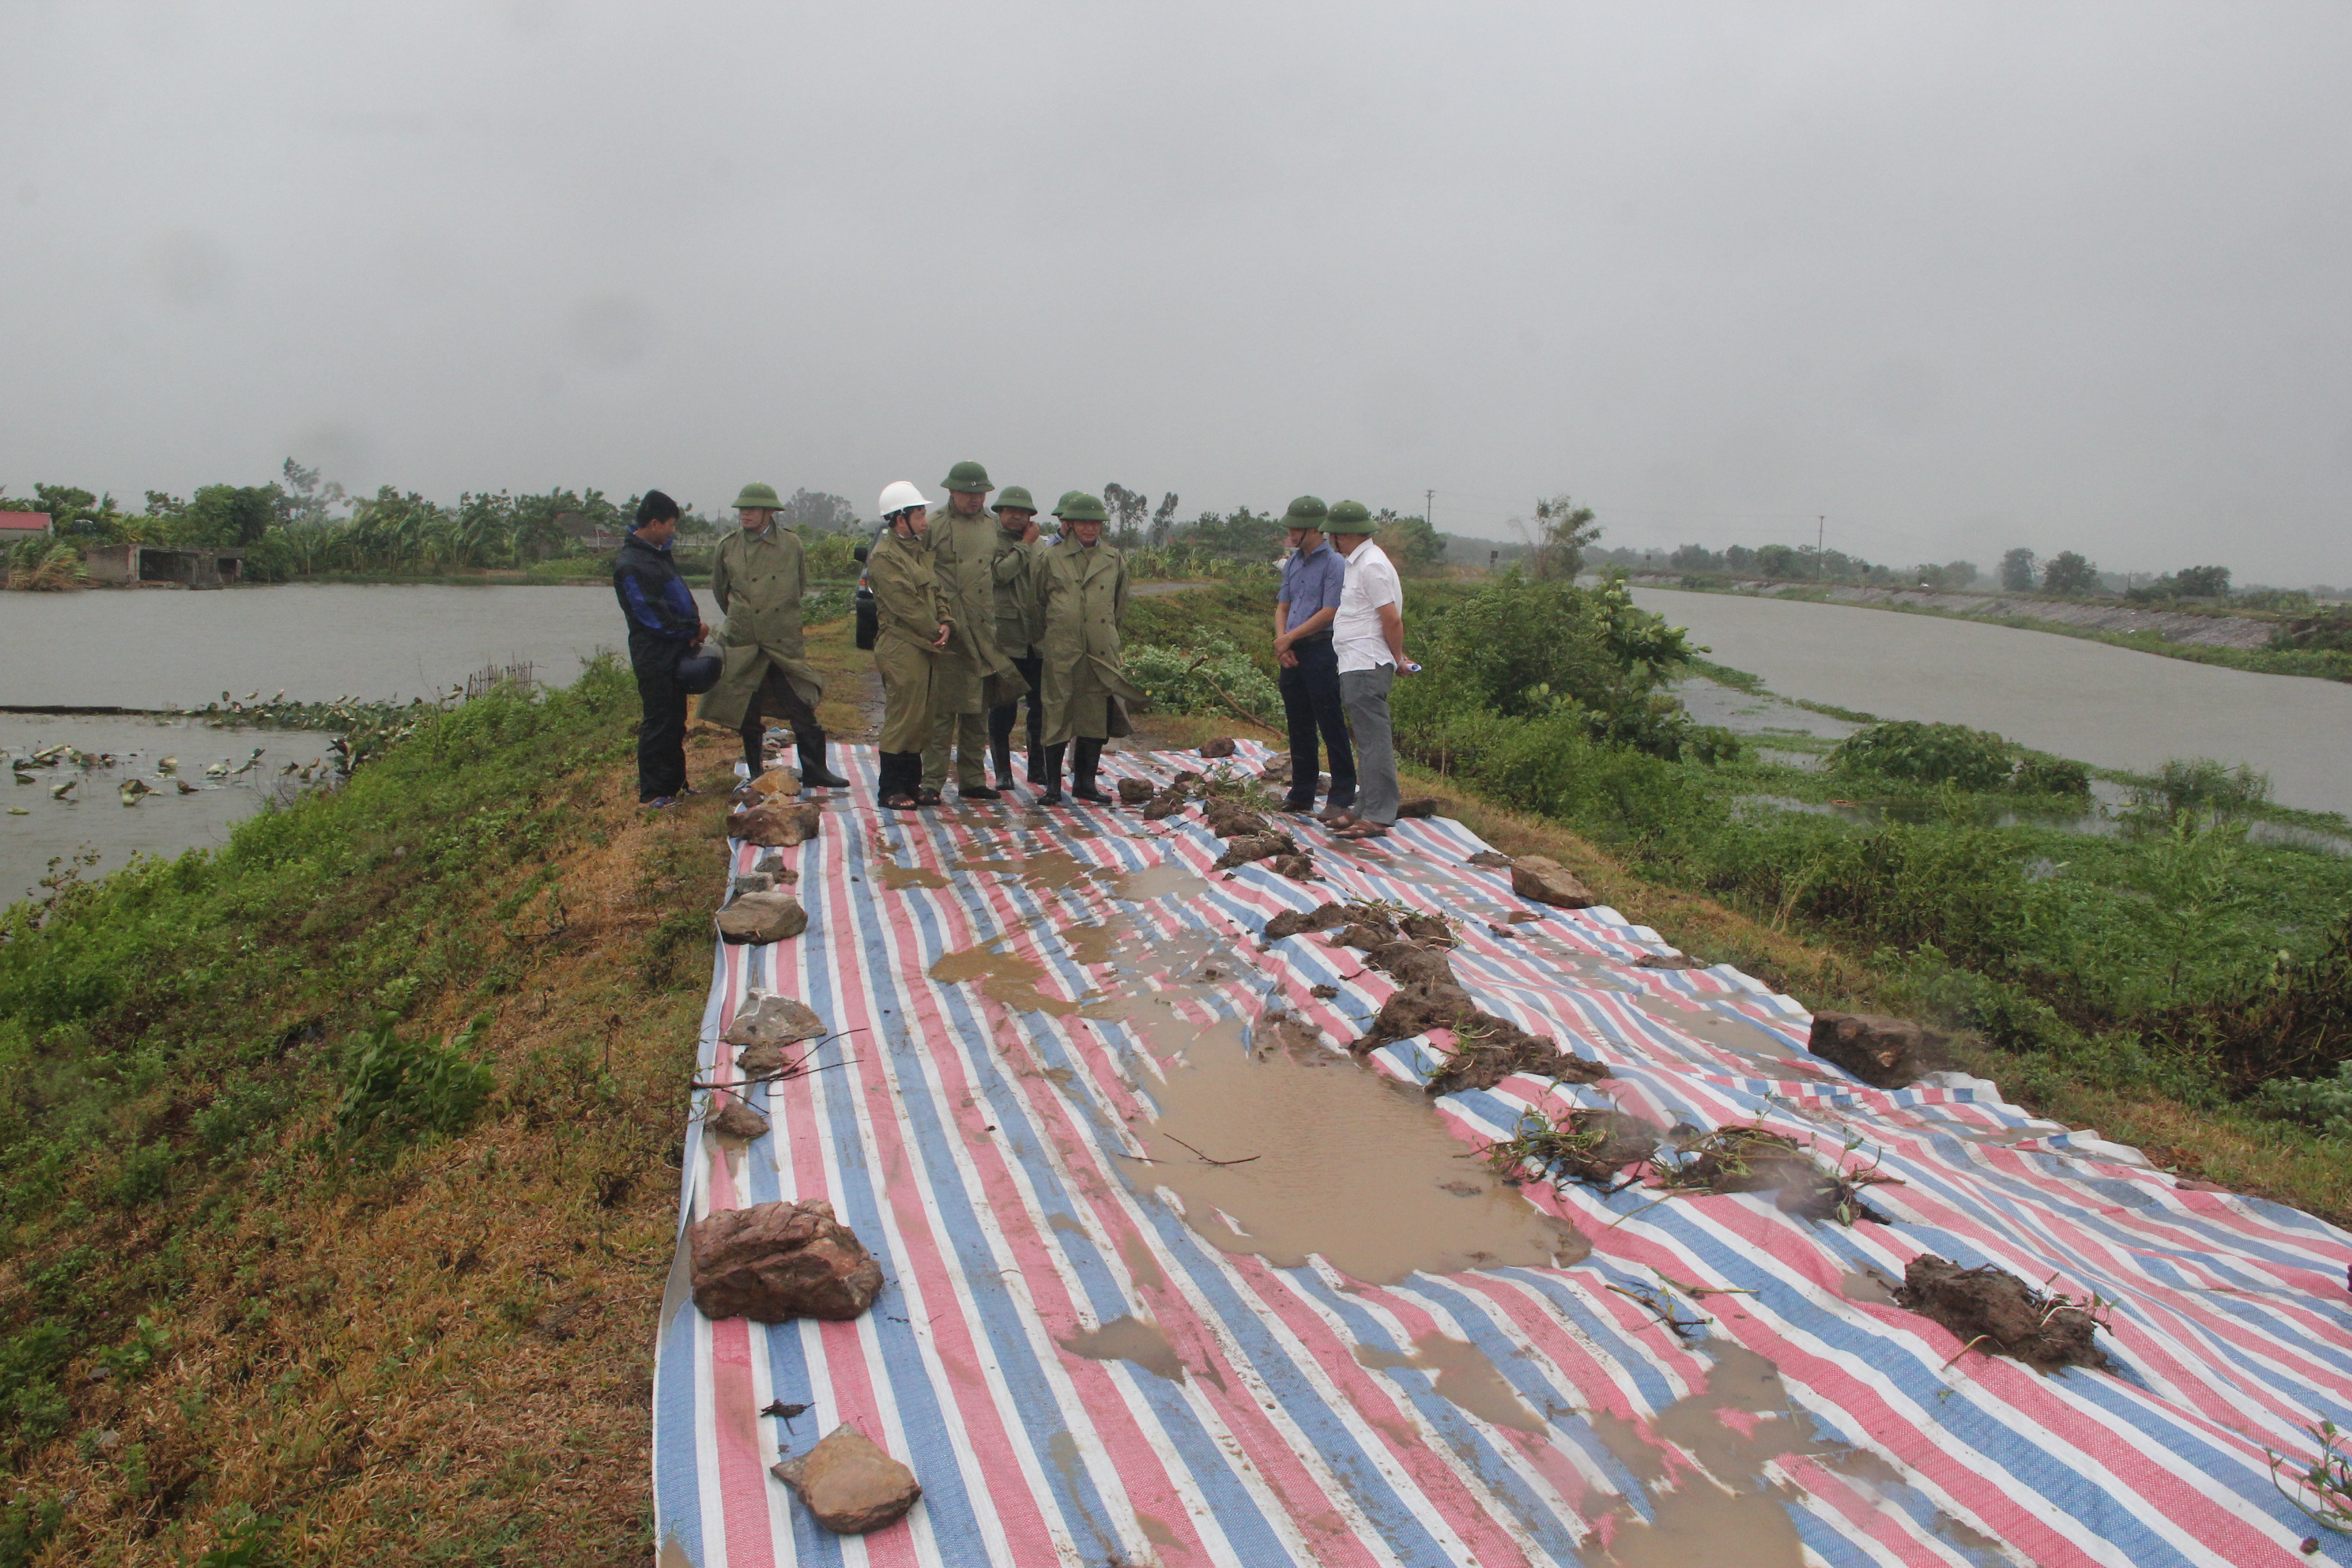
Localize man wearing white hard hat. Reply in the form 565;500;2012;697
866;480;952;811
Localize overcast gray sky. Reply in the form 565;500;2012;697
5;1;2348;579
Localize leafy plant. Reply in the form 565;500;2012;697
2268;1419;2352;1538
1830;721;2015;792
2253;1062;2352;1141
2130;757;2272;820
1126;638;1282;724
333;1012;494;1149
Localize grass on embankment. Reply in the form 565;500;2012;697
0;662;786;1565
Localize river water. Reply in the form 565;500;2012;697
0;584;720;906
1633;587;2352;821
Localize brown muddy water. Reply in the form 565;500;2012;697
1123;1005;1586;1285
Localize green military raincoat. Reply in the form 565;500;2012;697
992;529;1042;659
696;523;826;730
926;506;1020;715
1031;534;1143;745
868;526;951;754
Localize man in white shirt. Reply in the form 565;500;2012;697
1323;502;1409;837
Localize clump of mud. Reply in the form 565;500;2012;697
1353;980;1608;1094
1365;940;1456;988
1485;1107;1661;1190
1212;830;1300;870
1660;1125;1893;1224
1200;797;1271;838
1895;1254;2110;1372
1264;900;1452;947
1138;770;1203;820
1115;777;1155;805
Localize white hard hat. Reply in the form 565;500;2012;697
877;480;928;517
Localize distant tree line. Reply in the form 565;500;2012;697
1600;539;1984;593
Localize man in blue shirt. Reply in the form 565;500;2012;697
612;490;711;806
1271;495;1355;815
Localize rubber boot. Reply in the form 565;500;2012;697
991;738;1015;791
1026;743;1046;785
1036;743;1066;806
741;727;765;781
797;733;850;789
1070;737;1109;804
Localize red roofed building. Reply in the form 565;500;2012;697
0;512;52;539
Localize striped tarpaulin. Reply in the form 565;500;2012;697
652;740;2352;1567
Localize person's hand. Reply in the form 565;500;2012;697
1278;647;1298;668
1022;520;1040;544
698;621;711;642
932;623;951;649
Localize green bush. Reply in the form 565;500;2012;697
1829;721;2015;791
2254;1061;2352;1140
2009;754;2091;796
2132;757;2272;819
1126;638;1283;724
333;1013;493;1149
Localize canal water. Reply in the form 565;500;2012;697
1633;587;2352;821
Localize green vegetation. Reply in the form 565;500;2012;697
0;657;727;1559
1829;721;2089;796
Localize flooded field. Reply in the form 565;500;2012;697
1635;585;2352;819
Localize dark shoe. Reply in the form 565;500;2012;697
1070;737;1108;804
915;787;941;806
1035;742;1066;806
1026;745;1046;783
991;739;1015;789
1279;796;1316;813
742;730;765;779
960;783;1002;801
876;751;918;810
796;736;851;789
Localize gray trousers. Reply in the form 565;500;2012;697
1339;664;1399;826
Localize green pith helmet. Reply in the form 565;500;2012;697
1051;490;1081;517
942;461;993;494
1326;500;1373;534
1059;492;1109;523
734;482;783;511
994;485;1036;513
1282;495;1329;528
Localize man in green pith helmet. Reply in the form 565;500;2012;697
987;485;1046;792
696;483;849;788
921;461;1019;804
1028;491;1143;805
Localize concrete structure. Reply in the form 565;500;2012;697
0;512;53;540
83;544;244;588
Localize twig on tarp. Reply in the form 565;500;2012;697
1163;1133;1260;1166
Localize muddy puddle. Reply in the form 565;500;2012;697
1113;860;1209;902
959;848;1113;891
929;943;1091;1017
1058;1313;1188;1383
1124;1004;1587;1285
1597;1343;1823;1568
878;863;950;890
1355;1333;1543;1433
1621;995;1809;1065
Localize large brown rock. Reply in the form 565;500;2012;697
1808;1012;1925;1089
732;800;823;847
772;1422;921;1535
690;1200;885;1322
1198;738;1237;758
715;892;808;944
1115;777;1155;804
1510;855;1599;909
725;992;826;1051
709;1094;771;1141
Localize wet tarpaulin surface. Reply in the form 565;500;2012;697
652;740;2352;1567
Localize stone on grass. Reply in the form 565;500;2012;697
1807;1012;1925;1089
690;1200;885;1322
709;1094;770;1141
1510;855;1599;909
732;800;823;847
715;892;808;944
772;1422;921;1535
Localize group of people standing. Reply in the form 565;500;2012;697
613;468;1411;838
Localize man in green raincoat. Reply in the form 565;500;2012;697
987;485;1045;792
923;461;1019;803
1028;492;1143;805
696;483;849;788
867;480;951;811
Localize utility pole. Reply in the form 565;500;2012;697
1424;489;1435;529
1817;515;1825;581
